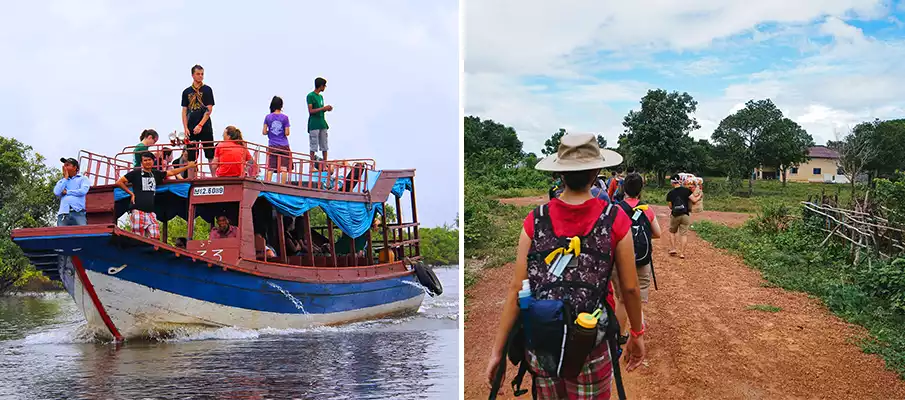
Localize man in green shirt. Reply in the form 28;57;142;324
307;77;333;162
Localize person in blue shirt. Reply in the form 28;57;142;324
54;157;91;226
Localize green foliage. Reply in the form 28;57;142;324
874;171;905;226
642;178;853;214
163;217;211;244
858;119;905;178
621;89;700;186
464;116;523;166
694;210;905;378
0;136;58;294
711;99;813;193
748;200;793;235
419;224;458;266
746;304;782;313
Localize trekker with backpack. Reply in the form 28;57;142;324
607;167;625;202
612;172;661;340
486;134;646;400
666;174;696;259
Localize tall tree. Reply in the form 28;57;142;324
596;135;607;149
622;89;700;186
542;129;567;156
758;117;814;186
0;136;58;293
862;119;905;180
829;126;877;196
464;116;523;164
541;129;607;156
464;116;525;177
711;99;788;194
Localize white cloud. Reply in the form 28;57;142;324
0;0;458;227
465;0;904;151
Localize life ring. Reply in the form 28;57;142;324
413;262;443;296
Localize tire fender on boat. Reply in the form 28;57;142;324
413;262;443;297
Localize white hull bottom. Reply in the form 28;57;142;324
72;269;424;340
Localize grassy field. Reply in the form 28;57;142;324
642;178;856;214
488;179;858;214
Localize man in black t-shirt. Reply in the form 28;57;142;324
117;152;197;239
666;174;695;259
181;64;215;177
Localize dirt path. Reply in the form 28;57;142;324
465;199;905;399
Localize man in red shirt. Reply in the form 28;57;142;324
486;133;647;399
212;126;254;177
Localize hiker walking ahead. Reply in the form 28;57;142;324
666;174;696;258
486;134;646;399
612;172;661;340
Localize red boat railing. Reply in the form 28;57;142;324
78;140;376;194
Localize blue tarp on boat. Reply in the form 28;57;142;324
391;177;412;197
257;192;383;238
114;183;191;200
113;183;192;222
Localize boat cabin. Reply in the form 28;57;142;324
76;140;421;273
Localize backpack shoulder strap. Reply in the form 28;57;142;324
618;201;633;218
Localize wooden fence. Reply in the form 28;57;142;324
802;193;905;262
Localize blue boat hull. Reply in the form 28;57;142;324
16;233;425;340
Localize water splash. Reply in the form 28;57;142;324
266;281;309;316
400;279;428;294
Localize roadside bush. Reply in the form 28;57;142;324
747;200;793;234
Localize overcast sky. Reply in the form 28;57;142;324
465;0;905;153
0;1;458;227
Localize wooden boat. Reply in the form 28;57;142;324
11;140;441;341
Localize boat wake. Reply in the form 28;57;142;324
13;266;459;345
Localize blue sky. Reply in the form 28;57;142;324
465;0;905;153
0;1;458;228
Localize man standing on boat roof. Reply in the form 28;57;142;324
54;157;91;226
181;64;216;177
116;152;197;239
307;77;333;164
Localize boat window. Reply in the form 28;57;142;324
193;202;240;240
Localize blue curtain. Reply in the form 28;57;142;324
257;192;383;238
114;183;191;201
366;170;381;192
391;177;412;198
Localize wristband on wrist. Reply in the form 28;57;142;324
630;327;645;338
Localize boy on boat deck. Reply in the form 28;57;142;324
307;77;332;167
116;152;197;239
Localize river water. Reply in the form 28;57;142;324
0;266;459;400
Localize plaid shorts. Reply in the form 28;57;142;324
529;342;613;399
131;210;160;239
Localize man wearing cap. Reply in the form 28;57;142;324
116;152;197;239
486;133;646;399
54;158;91;226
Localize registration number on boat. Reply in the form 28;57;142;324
193;186;225;196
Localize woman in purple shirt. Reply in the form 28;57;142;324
263;96;292;183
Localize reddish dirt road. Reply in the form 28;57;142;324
465;200;905;399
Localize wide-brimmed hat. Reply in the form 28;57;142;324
535;133;623;172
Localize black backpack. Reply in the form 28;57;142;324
619;202;653;267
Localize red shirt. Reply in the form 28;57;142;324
215;141;252;177
523;197;631;309
622;198;655;223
